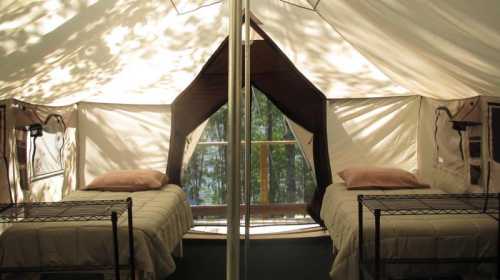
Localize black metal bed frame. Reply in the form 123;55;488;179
357;193;500;280
0;198;136;280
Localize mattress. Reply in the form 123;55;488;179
0;184;193;279
320;183;497;280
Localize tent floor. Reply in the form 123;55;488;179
169;236;333;280
8;235;333;280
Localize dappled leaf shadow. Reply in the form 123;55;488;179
316;0;500;99
78;103;171;185
251;0;408;100
0;0;227;105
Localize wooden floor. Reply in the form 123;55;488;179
169;236;333;280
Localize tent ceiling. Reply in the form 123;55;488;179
315;0;500;99
170;0;223;15
0;0;227;105
1;0;499;105
251;0;409;100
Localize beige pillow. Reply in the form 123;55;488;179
86;169;169;192
338;166;429;190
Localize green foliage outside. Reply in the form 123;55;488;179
182;88;316;208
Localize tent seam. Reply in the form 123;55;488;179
279;0;316;11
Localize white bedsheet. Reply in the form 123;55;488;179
0;184;193;279
320;183;497;280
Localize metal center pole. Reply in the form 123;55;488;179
243;1;251;280
227;0;242;280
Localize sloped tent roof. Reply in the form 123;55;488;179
314;0;500;99
0;0;227;105
0;0;410;105
1;0;499;104
167;21;332;223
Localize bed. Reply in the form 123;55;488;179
0;184;193;280
320;182;497;280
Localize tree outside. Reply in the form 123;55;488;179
182;87;316;220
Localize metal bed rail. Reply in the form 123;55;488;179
0;198;135;280
358;193;500;280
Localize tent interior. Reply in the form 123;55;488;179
0;0;499;279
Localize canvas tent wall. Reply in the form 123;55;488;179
418;96;500;194
0;100;77;203
327;95;500;197
77;102;171;186
0;99;173;204
327;96;420;182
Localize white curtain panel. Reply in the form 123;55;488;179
327;96;419;182
182;119;209;173
418;98;472;192
285;117;315;177
78;103;171;187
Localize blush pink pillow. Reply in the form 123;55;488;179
86;169;169;192
338;167;428;190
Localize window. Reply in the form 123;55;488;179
16;114;65;190
29;116;65;181
182;87;316;229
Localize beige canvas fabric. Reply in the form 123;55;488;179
327;97;419;181
1;0;500;105
417;98;474;192
78;103;171;187
315;0;500;99
0;0;227;106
